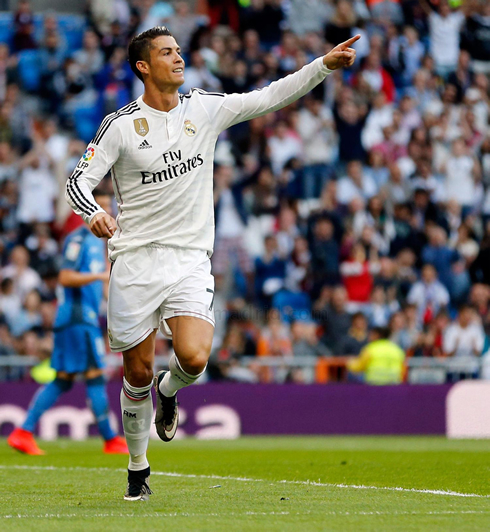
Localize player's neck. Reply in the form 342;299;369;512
142;86;179;113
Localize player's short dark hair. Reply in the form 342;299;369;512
128;26;173;81
372;326;390;340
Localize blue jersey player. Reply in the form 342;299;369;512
8;191;128;455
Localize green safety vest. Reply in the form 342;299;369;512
365;340;405;385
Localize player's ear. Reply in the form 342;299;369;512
136;60;149;78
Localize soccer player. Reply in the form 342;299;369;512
8;190;128;456
65;26;359;501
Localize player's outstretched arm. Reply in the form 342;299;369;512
204;35;360;133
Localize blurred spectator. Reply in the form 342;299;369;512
72;29;104;79
267;119;303;176
181;50;222;93
407;264;450;325
470;283;490;331
39;32;67;113
325;0;356;46
16;143;58;227
366;285;395;327
421;0;465;77
0;141;17;183
421;225;469;302
7;288;42;337
13;0;36;52
287;0;332;36
213;165;253;288
460;2;490;75
337;160;376;205
296;96;336;198
25;223;58;277
254;235;286;307
291;320;330;357
166;1;206;54
389;311;413;352
443;304;484;358
243;0;284;48
399;26;425;85
96;47;133;113
442;138;481;212
337;311;369;355
310;217;340;293
470;223;490;286
357;51;396;103
348;326;405;384
319;285;352;354
0;277;21;324
340;243;380;308
333;99;368;162
257;309;292;357
1;245;41;302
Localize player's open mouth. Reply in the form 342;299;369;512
173;68;184;73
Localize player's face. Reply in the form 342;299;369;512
142;36;185;90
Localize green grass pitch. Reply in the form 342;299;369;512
1;436;490;531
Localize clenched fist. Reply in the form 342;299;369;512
90;212;117;238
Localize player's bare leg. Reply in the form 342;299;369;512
154;316;213;441
121;331;156;501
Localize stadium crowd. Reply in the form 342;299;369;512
0;0;489;383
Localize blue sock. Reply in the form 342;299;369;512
86;375;116;441
22;378;73;432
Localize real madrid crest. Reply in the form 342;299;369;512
133;118;149;136
184;119;197;137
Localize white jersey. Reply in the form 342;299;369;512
66;57;332;261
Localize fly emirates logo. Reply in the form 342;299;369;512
140;149;203;185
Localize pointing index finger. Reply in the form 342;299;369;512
340;34;361;49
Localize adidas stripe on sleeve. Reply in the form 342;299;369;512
66;103;136;223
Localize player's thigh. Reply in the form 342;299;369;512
160;257;215;361
52;325;104;374
166;315;214;367
108;248;163;352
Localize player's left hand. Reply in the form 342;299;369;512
323;35;360;70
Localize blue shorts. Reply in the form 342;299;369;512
51;324;105;374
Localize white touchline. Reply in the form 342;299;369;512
0;465;489;499
2;510;490;520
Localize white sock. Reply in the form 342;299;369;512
159;354;206;397
121;378;153;471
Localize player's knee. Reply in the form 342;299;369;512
180;347;210;376
125;365;153;388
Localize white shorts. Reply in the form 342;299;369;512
107;246;215;352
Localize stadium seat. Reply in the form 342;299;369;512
73;103;103;143
17;50;41;92
31;13;85;50
0;13;13;47
57;14;85;50
272;290;311;324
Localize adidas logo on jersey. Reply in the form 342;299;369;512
138;140;152;150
